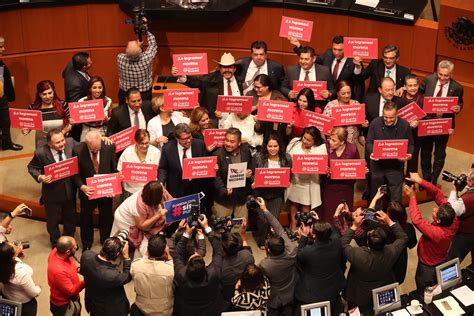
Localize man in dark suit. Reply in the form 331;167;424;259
158;123;207;198
295;221;345;315
419;60;464;185
342;208;408;314
62;52;91;102
81;237;132;316
213;128;254;219
173;216;224;316
172;53;243;126
290;35;364;102
27;128;77;247
355;44;411;95
281;46;335;111
107;88;155;136
235;40;285;95
72;130;117;250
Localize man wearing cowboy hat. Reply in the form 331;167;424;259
172;52;243;127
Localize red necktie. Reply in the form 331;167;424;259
92;152;99;174
227;79;233;96
436;84;444;97
332;59;341;81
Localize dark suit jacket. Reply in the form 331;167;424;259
173;232;224;316
359;59;411;94
158;138;208;198
281;63;335;111
0;61;15;109
235;57;285;92
184;71;244;120
80;251;131;316
106;102;155;136
213;144;254;206
420;73;464;128
62;62;89;102
342;223;408;308
295;228;345;304
72;141;117;198
364;93;407;124
316;49;365;102
27;137;77;203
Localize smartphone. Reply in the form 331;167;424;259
22;207;33;217
380;184;388;194
231;218;244;225
364;212;377;221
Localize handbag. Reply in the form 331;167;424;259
65;299;81;316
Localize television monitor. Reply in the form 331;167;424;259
372;282;401;314
436;258;462;291
301;301;331;316
0;297;22;316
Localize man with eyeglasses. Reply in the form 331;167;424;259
355;44;411;96
47;236;84;316
158;123;208;200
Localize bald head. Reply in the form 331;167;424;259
126;40;142;59
56;236;75;254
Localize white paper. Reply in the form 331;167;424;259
433;296;465;315
227;162;247;189
391;308;410;316
355;0;379;8
451;285;474;306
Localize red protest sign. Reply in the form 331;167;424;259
418;118;452;136
397;102;427;123
183;157;218;179
163;89;199;110
330;159;366;179
257;100;293;123
332;104;366;126
302;110;334;135
254;168;291;188
279;16;313;42
343;37;378;59
203;129;226;148
292;81;327;101
109;127;136;153
172;53;208;75
372;139;409;160
44;157;78;182
121;162;158;183
292;154;328;174
68;99;105;124
9;108;43;130
216;96;253;114
423;97;458;114
86;173;122;199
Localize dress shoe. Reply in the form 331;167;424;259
2;143;23;151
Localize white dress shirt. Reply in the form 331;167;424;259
1;258;41;303
448;190;466;216
384;66;396;83
243;60;268;95
178;142;192;168
223;76;241;96
128;106;146;129
379;97;388;116
50;148;64;163
433;80;450;97
298;64;316;81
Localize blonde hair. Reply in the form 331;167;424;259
330;127;348;142
151;95;165;114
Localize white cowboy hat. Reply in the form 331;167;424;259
214;52;236;66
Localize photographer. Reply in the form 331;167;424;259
117;16;157;104
342;208;407;314
257;197;297;316
0;241;41;316
404;172;458;290
1;204;30;242
448;169;474;263
295;219;345;315
173;215;225;315
80;237;132;316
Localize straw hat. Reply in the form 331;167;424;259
215;52;236;66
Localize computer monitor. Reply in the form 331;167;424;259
301;301;331;316
0;297;22;316
372;282;401;314
436;257;462;291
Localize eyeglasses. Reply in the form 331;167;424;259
383;56;397;60
178;135;192;141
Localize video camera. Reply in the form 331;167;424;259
186;203;204;229
125;6;147;42
295;211;315;227
13;240;30;250
442;171;468;192
211;216;243;233
246;195;260;212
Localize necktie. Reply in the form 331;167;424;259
436;84;444;97
243;66;261;91
332;59;341;81
304;70;310;81
183;147;187;162
385;69;391;77
92;152;99;174
134;111;140;128
227;79;233;96
58;150;63;162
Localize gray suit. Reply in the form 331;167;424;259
27;137;78;245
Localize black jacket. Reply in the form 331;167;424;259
358;59;411;94
0;60;15;109
235;57;285;92
62;62;89;102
